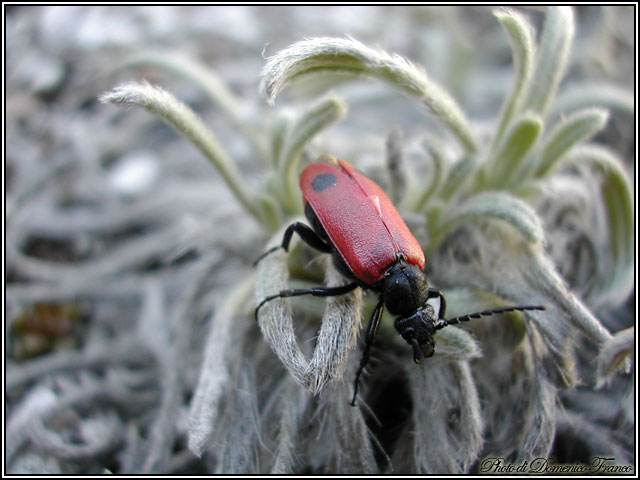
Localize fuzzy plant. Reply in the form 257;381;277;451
89;6;631;474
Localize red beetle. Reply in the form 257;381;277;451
256;155;544;405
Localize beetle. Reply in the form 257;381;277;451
255;155;544;405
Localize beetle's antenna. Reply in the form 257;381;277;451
436;305;545;329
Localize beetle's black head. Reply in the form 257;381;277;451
381;261;438;362
381;261;430;317
393;303;438;363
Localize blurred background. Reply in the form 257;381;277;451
5;5;635;474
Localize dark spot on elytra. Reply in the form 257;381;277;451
312;173;337;192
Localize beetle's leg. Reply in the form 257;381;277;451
351;298;385;406
427;287;447;319
253;222;331;266
255;282;359;321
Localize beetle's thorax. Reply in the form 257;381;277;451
381;261;430;316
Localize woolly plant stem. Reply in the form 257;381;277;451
100;82;266;226
260;37;479;154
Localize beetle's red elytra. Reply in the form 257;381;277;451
255;155;545;406
300;157;425;284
